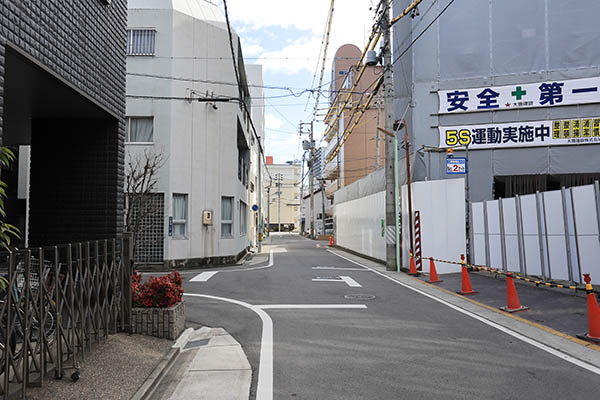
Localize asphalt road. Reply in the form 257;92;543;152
182;233;600;399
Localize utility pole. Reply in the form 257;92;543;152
299;152;305;234
465;145;472;264
276;173;282;233
320;179;326;235
267;184;271;234
258;153;262;252
375;92;382;169
300;121;315;238
382;0;398;271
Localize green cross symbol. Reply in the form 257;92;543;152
511;86;527;100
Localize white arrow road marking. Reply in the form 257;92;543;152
189;271;219;282
312;276;362;287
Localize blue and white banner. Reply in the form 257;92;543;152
439;118;600;150
438;77;600;114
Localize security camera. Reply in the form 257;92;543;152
212;103;218;110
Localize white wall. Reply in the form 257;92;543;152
335;191;386;261
401;178;466;274
126;4;251;262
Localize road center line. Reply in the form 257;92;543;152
190;271;219;282
257;304;368;309
327;249;600;376
183;293;273;400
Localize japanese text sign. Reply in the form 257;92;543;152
439;118;600;150
446;157;467;174
438;77;600;114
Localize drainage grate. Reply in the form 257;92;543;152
344;294;376;300
184;338;210;350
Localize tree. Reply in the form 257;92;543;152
124;150;166;263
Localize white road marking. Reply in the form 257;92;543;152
270;248;287;253
327;249;600;376
257;304;367;310
183;293;273;400
189;271;219;282
312;275;362;287
340;276;362;287
312;267;367;271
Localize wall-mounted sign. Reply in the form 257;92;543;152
438;77;600;114
446;157;467;174
168;216;173;237
439;118;600;150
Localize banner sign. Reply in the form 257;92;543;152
438;77;600;114
446;157;467;174
439;118;600;150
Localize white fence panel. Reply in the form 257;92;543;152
472;202;486;266
502;198;520;272
487;200;503;270
542;190;570;281
402;178;465;274
572;186;600;280
520;193;543;277
335;191;386;261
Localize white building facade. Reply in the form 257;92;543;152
126;0;258;267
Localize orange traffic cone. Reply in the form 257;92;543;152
427;258;442;283
577;274;600;343
409;251;419;276
500;273;528;313
329;235;333;247
457;254;477;295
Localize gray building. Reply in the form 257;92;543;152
393;0;600;201
1;0;126;246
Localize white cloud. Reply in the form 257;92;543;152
265;113;283;130
240;37;264;58
220;0;377;75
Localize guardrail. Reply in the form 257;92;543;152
0;234;133;399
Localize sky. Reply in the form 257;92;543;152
215;0;380;164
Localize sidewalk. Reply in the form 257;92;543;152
150;327;251;400
25;333;173;400
416;268;595;340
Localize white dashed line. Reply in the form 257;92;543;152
189;271;219;282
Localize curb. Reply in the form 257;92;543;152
130;328;194;400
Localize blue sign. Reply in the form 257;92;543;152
446;157;467;174
168;216;173;237
252;204;258;212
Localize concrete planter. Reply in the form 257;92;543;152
131;301;185;340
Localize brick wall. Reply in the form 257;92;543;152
0;0;127;242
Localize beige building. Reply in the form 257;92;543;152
323;44;383;200
265;159;301;231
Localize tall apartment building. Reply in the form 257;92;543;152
126;0;257;267
322;44;384;200
2;0;126;247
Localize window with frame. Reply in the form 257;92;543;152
126;117;154;143
172;194;188;238
221;197;234;237
126;29;156;56
239;201;248;235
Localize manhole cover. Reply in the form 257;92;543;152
344;294;376;300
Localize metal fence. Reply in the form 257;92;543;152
0;234;133;399
472;182;600;285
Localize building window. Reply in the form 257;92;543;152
239;201;247;235
127;29;156;56
221;196;234;237
172;194;188;238
126;117;153;143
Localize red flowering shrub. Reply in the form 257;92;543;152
132;271;183;308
